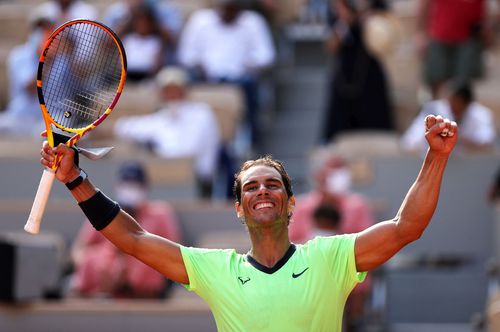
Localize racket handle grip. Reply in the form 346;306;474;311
25;169;56;234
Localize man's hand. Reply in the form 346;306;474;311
40;142;80;183
424;115;458;155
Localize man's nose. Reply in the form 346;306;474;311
256;184;270;195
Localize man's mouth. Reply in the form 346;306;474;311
254;202;274;210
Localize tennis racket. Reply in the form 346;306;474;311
25;20;127;234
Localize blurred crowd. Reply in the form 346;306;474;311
0;0;498;198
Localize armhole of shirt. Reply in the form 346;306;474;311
352;234;367;283
180;245;197;292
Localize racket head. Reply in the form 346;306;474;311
37;19;127;147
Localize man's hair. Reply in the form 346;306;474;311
233;155;293;203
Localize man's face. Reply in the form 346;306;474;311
219;2;241;24
236;165;293;227
161;84;185;102
133;13;153;36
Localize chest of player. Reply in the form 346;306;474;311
213;258;343;329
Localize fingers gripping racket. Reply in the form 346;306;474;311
25;20;127;234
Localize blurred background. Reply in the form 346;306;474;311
0;0;499;331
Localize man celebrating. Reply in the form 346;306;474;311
39;115;457;331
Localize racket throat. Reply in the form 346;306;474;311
51;127;72;146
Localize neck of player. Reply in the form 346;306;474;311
247;222;291;268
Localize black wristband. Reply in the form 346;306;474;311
65;168;87;190
78;191;121;231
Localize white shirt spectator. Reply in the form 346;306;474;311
0;27;48;137
113;101;221;180
401;99;496;152
122;33;163;73
178;8;275;80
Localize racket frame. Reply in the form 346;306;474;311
37;19;127;153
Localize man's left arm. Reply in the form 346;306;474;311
354;115;458;272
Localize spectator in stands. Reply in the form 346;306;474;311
321;0;394;143
0;8;55;137
178;0;275;150
35;0;97;26
113;67;221;198
290;148;374;331
401;83;496;153
311;203;341;237
104;0;183;40
119;4;171;82
70;161;181;299
290;148;374;243
415;0;499;100
105;0;181;69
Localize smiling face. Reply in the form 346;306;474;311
235;165;295;227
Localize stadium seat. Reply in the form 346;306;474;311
331;130;402;158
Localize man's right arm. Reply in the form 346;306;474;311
101;208;189;285
41;142;189;285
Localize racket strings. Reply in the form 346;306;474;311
42;22;123;129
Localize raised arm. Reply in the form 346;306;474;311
354;115;458;272
40;142;189;284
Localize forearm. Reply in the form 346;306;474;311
69;177;98;203
68;178;188;284
394;149;449;242
68;177;141;251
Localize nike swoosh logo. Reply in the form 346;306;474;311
292;267;309;279
238;277;251;285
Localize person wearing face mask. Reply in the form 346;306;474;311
290;149;374;244
0;8;55;138
69;161;181;298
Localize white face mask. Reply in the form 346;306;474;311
325;167;352;195
115;183;147;208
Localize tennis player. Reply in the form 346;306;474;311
39;114;457;331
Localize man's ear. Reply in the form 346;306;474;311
235;201;243;218
287;196;296;216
